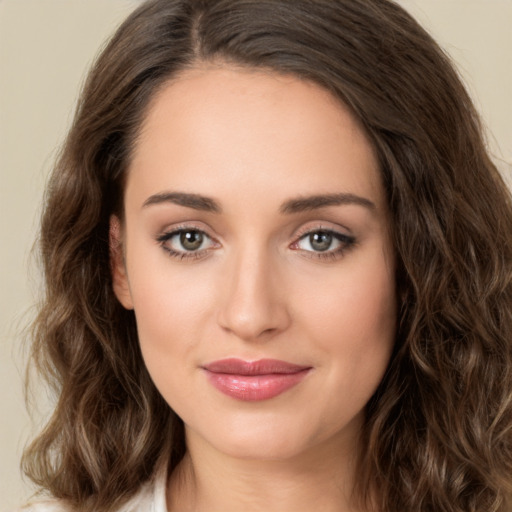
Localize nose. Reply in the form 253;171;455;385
217;248;291;342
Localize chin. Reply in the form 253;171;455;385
189;411;343;463
215;432;312;461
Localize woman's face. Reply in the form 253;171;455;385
112;66;396;461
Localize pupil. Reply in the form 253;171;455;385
310;231;332;252
180;231;203;251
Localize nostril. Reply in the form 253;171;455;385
217;300;290;342
216;256;291;340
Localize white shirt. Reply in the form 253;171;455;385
19;463;168;512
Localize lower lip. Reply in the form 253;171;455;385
204;369;310;401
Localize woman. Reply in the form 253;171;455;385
22;0;512;511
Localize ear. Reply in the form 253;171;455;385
109;215;134;310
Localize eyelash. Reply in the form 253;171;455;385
156;225;356;262
291;226;356;261
156;224;217;261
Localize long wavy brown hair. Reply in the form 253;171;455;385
23;0;512;511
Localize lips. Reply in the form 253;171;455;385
202;358;311;401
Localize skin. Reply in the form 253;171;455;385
111;65;396;512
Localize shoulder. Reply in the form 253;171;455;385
16;500;70;512
15;461;168;512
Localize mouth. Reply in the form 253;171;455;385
202;358;312;401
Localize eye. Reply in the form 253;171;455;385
157;228;218;259
176;230;207;251
299;231;337;252
292;229;355;259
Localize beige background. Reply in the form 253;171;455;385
1;0;511;508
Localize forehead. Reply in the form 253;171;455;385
127;65;384;211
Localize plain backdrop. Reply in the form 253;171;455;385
1;0;511;509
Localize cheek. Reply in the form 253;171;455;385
300;251;395;341
125;249;218;376
296;250;396;391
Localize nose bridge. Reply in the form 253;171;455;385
217;241;289;340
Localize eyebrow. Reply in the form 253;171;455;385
142;192;222;212
279;193;376;214
142;191;376;214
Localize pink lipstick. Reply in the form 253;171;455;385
202;358;311;401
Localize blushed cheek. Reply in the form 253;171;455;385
307;257;396;381
309;273;394;341
130;265;217;359
132;284;200;405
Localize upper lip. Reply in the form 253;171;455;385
203;358;311;375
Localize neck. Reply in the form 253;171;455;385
167;430;365;512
